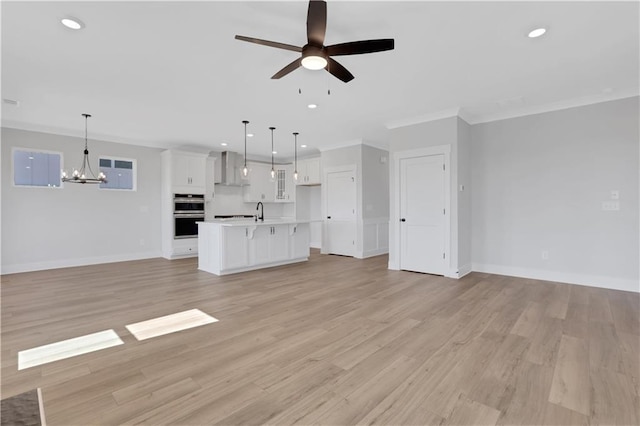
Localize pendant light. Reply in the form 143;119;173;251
242;120;249;177
61;113;107;184
293;132;299;181
269;127;276;181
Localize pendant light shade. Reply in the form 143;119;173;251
293;132;299;181
61;114;107;184
242;120;249;177
269;127;276;181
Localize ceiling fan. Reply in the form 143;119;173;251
235;0;394;83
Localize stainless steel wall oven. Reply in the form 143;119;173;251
174;194;204;239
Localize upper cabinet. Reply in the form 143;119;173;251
243;162;275;203
163;150;208;194
296;157;321;185
274;165;295;203
243;161;295;203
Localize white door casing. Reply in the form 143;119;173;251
400;154;446;275
323;166;357;257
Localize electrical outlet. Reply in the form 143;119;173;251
611;190;619;200
139;239;145;246
602;201;620;211
541;250;549;260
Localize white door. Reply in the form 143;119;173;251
325;169;356;256
400;155;446;275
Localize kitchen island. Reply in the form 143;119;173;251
197;219;310;276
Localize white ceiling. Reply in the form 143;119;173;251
2;1;638;159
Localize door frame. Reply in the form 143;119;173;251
321;164;358;255
390;145;452;276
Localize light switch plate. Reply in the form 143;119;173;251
611;190;619;200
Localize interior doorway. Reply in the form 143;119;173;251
324;167;356;257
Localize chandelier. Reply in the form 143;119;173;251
62;113;107;184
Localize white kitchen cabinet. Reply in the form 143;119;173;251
274;165;295;203
249;224;289;264
244;162;294;203
163;150;208;194
172;237;198;257
221;226;250;270
290;223;310;259
243;162;276;203
296;157;321;185
198;221;310;275
161;150;209;260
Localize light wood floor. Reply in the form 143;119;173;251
2;251;639;425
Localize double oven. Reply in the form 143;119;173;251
173;194;205;239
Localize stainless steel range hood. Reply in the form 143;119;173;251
216;151;247;186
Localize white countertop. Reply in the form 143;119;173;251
199;218;312;227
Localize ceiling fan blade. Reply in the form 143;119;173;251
271;58;303;79
326;58;354;83
326;39;395;56
235;35;302;52
307;0;327;46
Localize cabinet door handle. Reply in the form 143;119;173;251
400;218;406;222
327;216;331;219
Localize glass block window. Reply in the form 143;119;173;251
13;149;62;187
99;157;136;190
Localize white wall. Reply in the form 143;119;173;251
1;127;163;273
471;97;639;292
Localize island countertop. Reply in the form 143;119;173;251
200;218;313;227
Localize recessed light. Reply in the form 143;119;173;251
28;156;34;160
247;133;253;138
61;17;85;30
527;28;546;38
300;145;307;148
308;104;317;109
272;151;277;154
221;142;228;146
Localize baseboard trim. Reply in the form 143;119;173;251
457;264;472;278
359;248;389;259
1;251;163;275
472;263;639;293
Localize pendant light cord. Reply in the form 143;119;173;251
270;127;275;171
242;120;249;172
293;132;299;176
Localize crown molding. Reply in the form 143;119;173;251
318;138;364;152
383;89;639;130
1;119;166;150
384;108;462;130
467;89;639;124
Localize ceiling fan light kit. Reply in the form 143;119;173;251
235;0;394;83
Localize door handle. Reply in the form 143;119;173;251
400;218;406;222
327;216;331;219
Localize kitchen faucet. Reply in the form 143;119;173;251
256;202;264;222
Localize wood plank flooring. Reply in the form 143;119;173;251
1;251;639;425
